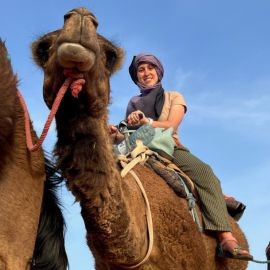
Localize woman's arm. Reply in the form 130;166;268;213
127;104;185;132
150;104;185;131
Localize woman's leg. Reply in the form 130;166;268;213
173;146;230;231
173;146;252;259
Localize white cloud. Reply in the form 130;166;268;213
172;72;270;136
189;96;270;127
173;68;194;89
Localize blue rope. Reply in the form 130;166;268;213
250;259;270;264
176;173;203;232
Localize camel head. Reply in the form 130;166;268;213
32;7;124;116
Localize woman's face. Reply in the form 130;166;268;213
137;63;159;87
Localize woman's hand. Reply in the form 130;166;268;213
108;124;124;143
127;110;149;126
108;124;118;136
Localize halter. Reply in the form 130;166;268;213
18;71;85;152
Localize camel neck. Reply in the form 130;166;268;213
55;115;148;265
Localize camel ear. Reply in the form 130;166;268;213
31;30;59;68
105;46;125;74
98;34;124;74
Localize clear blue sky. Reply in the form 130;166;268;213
1;1;270;269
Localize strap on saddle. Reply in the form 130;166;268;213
145;154;246;222
146;155;195;198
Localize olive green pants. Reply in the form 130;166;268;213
173;146;231;231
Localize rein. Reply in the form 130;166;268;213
117;141;154;268
18;73;85;152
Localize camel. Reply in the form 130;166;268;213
0;40;68;270
31;7;250;269
266;242;270;270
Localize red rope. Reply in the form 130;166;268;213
18;75;85;152
70;79;85;98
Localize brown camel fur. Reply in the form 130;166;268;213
0;40;68;270
266;242;270;270
32;7;249;270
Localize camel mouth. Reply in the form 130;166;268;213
57;42;96;72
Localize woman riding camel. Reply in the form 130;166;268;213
110;53;252;261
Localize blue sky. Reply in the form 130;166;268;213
1;1;270;269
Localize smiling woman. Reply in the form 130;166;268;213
121;52;253;261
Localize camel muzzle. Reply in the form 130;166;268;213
57;43;96;72
56;8;100;64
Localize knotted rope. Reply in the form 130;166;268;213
175;172;203;232
18;71;85;152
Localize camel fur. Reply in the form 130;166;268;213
0;40;67;270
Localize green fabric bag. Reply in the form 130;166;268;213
147;127;175;160
128;125;176;160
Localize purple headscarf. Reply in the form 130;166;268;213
129;53;164;91
126;53;165;121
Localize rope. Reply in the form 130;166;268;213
250;259;270;264
63;69;85;97
117;141;154;268
176;173;203;232
121;170;154;269
18;74;85;152
119;142;151;177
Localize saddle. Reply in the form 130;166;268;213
145;154;246;222
115;124;246;222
